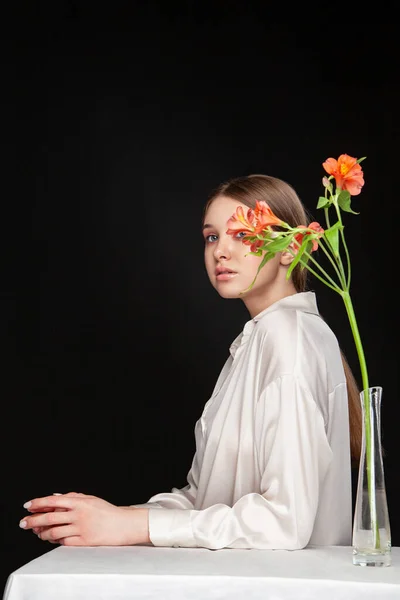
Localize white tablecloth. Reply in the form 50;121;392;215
3;545;400;600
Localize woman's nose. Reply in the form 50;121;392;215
214;237;232;260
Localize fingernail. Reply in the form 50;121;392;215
19;520;27;528
53;493;62;495
23;501;32;508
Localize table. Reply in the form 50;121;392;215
3;545;400;600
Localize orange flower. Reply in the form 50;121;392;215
226;206;256;236
292;222;324;252
226;200;283;236
244;238;264;253
253;200;284;230
322;154;364;196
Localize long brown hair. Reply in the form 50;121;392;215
206;174;362;465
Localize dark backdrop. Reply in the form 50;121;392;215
2;5;399;592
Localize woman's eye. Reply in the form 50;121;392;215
236;231;247;239
205;234;218;243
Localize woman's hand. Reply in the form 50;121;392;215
19;492;150;546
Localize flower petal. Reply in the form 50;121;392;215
322;154;364;196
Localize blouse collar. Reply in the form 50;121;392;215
229;291;319;358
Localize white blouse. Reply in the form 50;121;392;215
135;292;352;550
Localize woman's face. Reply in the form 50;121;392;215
203;195;293;314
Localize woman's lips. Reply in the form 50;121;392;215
216;272;237;281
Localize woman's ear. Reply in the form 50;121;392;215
280;250;295;266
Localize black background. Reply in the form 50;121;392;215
2;4;400;592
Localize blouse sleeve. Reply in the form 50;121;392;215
147;375;333;549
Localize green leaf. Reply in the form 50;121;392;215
264;235;292;252
287;238;309;279
338;190;359;214
324;221;342;255
317;196;330;209
356;156;367;165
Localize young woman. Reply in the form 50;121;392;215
19;174;362;549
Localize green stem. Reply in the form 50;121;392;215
333;201;352;288
291;237;342;292
298;257;341;293
324;206;331;229
341;292;369;405
341;291;380;548
317;237;347;290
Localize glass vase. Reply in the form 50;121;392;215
352;386;391;566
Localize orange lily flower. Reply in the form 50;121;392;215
322;154;364;196
253;200;284;230
226;200;284;237
244;238;264;253
292;222;324;253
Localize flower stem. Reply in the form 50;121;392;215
333;201;352;288
341;291;380;548
317;237;347;289
341;292;368;391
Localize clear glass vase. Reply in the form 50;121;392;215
352;386;391;566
